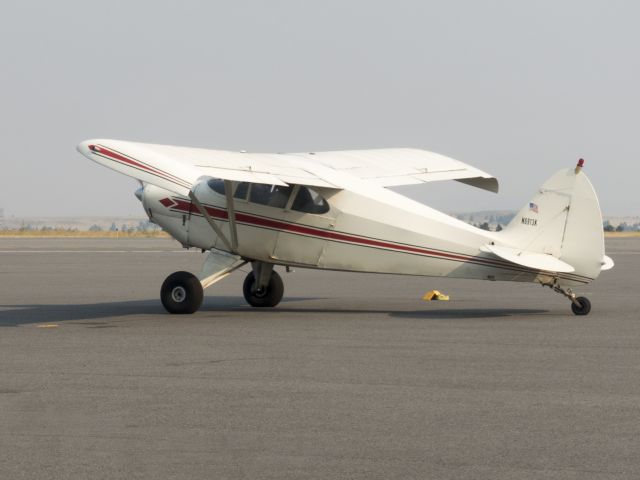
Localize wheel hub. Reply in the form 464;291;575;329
171;286;187;303
253;287;268;298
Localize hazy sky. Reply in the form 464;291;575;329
1;0;638;217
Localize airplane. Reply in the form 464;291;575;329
77;139;614;316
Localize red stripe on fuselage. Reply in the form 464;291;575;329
167;198;528;270
163;197;592;282
159;197;177;208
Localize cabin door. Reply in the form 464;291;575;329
272;186;335;267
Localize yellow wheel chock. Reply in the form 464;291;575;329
422;290;450;301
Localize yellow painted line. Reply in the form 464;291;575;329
36;324;59;328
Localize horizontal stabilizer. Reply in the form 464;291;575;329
482;244;575;273
601;255;615;271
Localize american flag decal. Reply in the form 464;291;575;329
529;202;539;214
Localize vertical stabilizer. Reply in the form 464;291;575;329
499;162;606;282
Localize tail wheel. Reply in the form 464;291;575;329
243;270;284;307
571;296;591;316
161;271;203;314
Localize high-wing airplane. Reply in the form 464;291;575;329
77;139;613;316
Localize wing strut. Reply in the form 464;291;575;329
223;180;239;252
188;190;236;254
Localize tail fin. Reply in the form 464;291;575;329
498;161;608;282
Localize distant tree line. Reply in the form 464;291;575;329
603;221;639;232
87;220;160;233
0;220;161;233
15;224;79;232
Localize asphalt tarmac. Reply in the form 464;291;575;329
1;237;639;480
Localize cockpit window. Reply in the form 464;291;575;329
207;178;225;195
207;179;251;200
291;186;330;214
249;184;293;208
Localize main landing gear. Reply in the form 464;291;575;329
160;256;284;314
540;278;591;316
160;186;287;314
243;262;284;307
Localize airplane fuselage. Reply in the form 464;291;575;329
141;182;590;287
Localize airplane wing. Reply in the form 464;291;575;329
289;148;499;192
78;140;498;196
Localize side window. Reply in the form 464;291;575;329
268;185;293;208
206;178;225;195
234;182;249;200
249;184;272;205
291;186;330;214
249;184;293;208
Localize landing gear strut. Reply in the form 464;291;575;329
243;262;284;307
541;278;591;316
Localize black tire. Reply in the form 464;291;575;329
160;271;203;314
243;270;284;307
571;296;591;316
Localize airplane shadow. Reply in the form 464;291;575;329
0;296;548;327
0;299;163;327
0;296;311;327
391;308;548;320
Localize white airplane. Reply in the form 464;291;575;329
77;139;613;316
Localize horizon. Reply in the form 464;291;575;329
2;209;638;225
